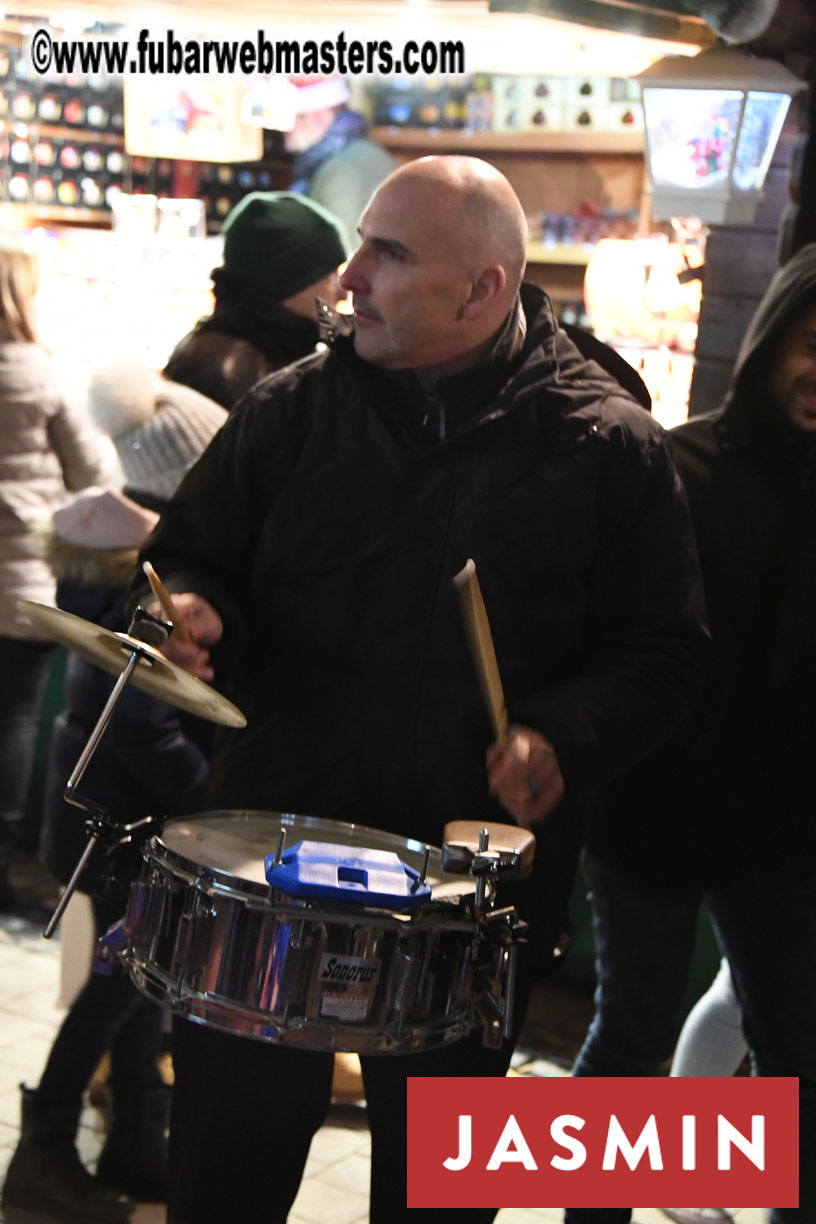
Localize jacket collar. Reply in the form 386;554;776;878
318;286;562;444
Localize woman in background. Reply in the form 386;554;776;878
2;365;227;1224
0;237;112;921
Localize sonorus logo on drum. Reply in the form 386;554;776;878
318;954;381;986
318;954;381;1022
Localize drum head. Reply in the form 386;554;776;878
156;811;472;900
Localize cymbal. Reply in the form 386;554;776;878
17;601;246;728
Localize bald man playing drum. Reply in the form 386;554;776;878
137;156;707;1224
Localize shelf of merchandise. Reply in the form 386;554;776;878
1;118;124;147
0;202;112;227
526;241;598;265
369;127;644;154
2;118;123;224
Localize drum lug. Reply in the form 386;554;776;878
277;918;315;1024
483;1015;504;1050
172;887;217;979
93;919;128;975
474;934;523;1048
474;984;505;1049
188;899;216;921
193;869;215;897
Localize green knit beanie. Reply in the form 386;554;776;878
221;191;349;301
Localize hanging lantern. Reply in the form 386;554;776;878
635;42;805;225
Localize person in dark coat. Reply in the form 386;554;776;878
132;155;708;1224
569;245;816;1224
1;368;226;1224
163;191;349;411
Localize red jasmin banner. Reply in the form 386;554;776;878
406;1076;798;1209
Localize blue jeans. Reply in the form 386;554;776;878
564;849;816;1224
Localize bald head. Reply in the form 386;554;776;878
382;156;527;299
339;155;528;374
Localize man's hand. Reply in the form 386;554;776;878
486;725;565;828
144;592;223;682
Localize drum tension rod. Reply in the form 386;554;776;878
274;829;286;864
266;830;288;902
468;827;503;970
470;828;503;918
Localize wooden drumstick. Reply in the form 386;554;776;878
142;561;192;643
453;558;509;749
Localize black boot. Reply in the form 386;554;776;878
1;1085;134;1224
96;1084;170;1202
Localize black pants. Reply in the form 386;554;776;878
37;896;164;1107
0;637;54;865
169;965;531;1224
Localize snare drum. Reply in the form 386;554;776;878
124;811;516;1054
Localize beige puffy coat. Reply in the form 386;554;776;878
0;327;114;638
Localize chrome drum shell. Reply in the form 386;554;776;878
123;810;490;1053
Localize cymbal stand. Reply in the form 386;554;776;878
43;607;172;939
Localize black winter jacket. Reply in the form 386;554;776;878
163;271;322;412
592;250;816;884
136;284;707;857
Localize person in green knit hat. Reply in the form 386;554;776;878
165;190;349;411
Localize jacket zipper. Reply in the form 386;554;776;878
421;391;446;442
409;450;461;803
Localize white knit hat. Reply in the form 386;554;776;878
88;364;227;502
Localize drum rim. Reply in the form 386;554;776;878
151;809;470;902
